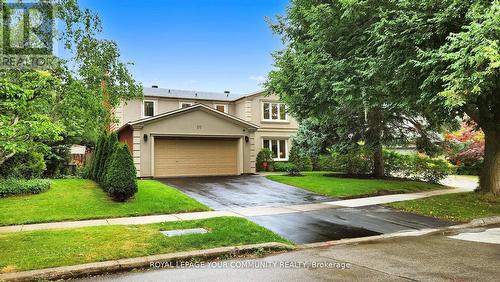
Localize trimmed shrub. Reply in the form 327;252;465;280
273;161;295;172
256;149;274;172
102;144;138;201
0;179;51;198
288;145;313;171
333;148;373;175
384;150;414;176
414;155;456;183
286;166;302;176
384;150;455;183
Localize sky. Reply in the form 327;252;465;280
73;0;289;94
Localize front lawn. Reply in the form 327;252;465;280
0;179;209;226
0;217;290;273
388;192;500;222
267;172;446;199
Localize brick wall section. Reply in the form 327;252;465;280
118;126;133;153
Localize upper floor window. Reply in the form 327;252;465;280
180;101;194;108
262;102;287;121
143;100;155;117
214;104;228;113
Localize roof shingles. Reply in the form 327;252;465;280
144;87;247;101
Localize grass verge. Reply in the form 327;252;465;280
0;179;209;226
267;172;445;199
0;217;290;273
388;192;500;222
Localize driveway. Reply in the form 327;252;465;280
158;175;333;210
159;175;453;244
249;206;453;244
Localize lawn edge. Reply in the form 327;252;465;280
0;207;213;227
297;215;500;249
0;242;295;282
265;174;450;200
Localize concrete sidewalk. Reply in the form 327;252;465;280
0;187;468;234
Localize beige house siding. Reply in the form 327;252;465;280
236;93;298;161
117;97;238;128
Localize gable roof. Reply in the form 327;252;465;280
119;103;259;131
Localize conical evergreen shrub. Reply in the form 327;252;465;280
103;144;138;201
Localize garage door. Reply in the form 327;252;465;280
154;138;239;177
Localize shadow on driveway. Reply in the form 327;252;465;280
249;205;453;244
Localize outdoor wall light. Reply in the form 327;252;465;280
245;136;249;143
143;134;148;142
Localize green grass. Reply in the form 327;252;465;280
388;192;500;222
0;179;209;226
0;217;291;273
267;171;445;198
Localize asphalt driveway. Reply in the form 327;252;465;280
249;205;453;244
159;175;453;244
158;175;333;210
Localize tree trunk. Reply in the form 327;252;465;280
479;130;500;196
367;108;385;178
373;143;385;178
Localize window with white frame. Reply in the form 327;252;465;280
214;104;228;113
262;102;287;121
180;101;194;108
143;100;155;117
263;139;288;160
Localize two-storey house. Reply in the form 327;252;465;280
115;86;298;177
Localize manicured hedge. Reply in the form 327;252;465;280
314;149;455;183
0;179;51;198
384;150;456;183
273;161;296;172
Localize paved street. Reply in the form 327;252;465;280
79;225;500;282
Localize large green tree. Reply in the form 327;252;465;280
266;0;453;178
268;0;499;194
0;71;63;165
0;0;142;167
372;0;499;195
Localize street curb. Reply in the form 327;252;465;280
0;242;294;282
297;215;500;249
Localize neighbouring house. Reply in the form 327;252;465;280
115;86;298;177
